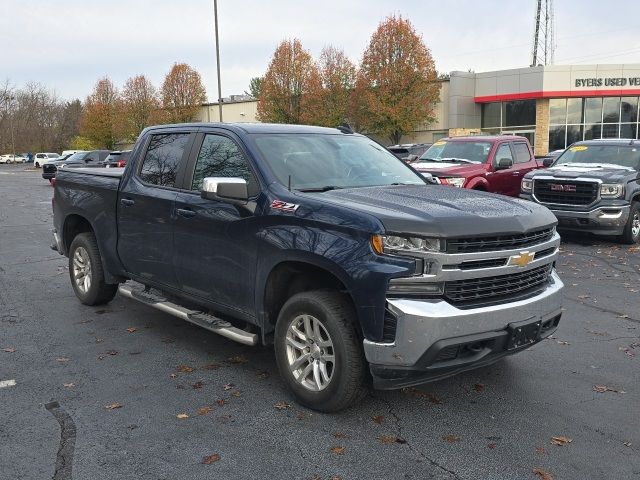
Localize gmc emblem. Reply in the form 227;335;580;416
549;183;576;192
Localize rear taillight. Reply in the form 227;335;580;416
117;160;126;168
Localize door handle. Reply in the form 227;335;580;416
176;208;196;218
120;198;135;207
512;171;521;175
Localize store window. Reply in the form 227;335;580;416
481;103;501;128
549;99;566;124
502;100;536;127
584;98;603;124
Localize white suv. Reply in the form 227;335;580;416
34;153;59;168
0;154;27;164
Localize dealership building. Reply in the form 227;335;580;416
199;63;640;155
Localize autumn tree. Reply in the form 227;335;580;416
306;46;357;127
161;63;207;123
356;15;439;144
257;39;321;124
120;75;160;140
80;77;120;149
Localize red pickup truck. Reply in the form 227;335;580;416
413;135;550;197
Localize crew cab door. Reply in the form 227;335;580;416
487;142;517;195
172;131;261;315
117;131;194;288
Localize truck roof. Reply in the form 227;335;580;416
440;135;529;142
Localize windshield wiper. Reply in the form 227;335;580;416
296;186;341;192
442;157;476;164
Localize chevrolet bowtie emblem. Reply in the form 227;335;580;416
508;251;535;267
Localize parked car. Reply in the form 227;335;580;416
100;150;132;168
521;139;640;244
412;136;545;197
0;154;28;164
42;150;109;180
34;152;59;168
61;150;84;156
52;123;563;412
387;143;432;163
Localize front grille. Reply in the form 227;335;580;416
43;164;57;174
534;247;556;259
444;264;553;306
446;228;554;254
533;179;598;205
444;258;507;271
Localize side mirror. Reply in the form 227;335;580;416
495;157;513;170
201;177;248;202
406;154;418;163
420;172;436;184
542;157;554;167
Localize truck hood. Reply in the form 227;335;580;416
412;161;485;177
526;163;637;182
318;185;556;237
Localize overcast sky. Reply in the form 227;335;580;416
1;0;639;102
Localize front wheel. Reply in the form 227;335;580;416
620;201;640;244
274;290;367;412
68;232;118;305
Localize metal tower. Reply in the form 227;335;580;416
531;0;556;66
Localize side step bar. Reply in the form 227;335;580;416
117;284;258;346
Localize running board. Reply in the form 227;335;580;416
117;284;258;346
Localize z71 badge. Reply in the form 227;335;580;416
271;200;300;213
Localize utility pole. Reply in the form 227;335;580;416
214;0;223;123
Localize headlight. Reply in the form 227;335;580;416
521;178;533;192
441;177;465;188
371;235;443;255
600;183;624;198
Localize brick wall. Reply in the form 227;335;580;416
534;99;549;155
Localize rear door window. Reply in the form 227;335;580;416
138;133;191;187
513;142;531;164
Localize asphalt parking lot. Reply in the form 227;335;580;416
0;163;638;480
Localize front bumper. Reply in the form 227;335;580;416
363;270;564;389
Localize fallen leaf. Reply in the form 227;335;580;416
126;327;137;333
63;383;75;388
623;442;632;447
330;446;345;455
176;365;194;373
256;370;270;379
378;435;406;444
473;383;485;393
216;399;225;407
192;381;204;389
231;390;241;397
487;443;497;449
176;413;189;419
296;412;308;420
329;476;342;480
202;363;219;370
443;434;461;443
550;436;572;446
372;415;385;424
274;401;290;410
94;309;111;315
403;387;442;404
617;314;631;319
223;383;234;390
106;350;118;356
533;468;554;480
593;385;625;394
127;424;138;431
333;432;348;439
56;357;70;363
94;337;104;343
555;340;570;345
577;294;590;300
535;447;547;455
197;406;212;416
2;347;16;353
169;373;177;378
227;355;248;364
105;403;123;410
202;453;221;464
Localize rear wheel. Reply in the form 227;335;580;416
68;232;118;305
274;290;367;412
620;201;640;244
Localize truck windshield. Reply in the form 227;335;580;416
419;141;491;164
554;144;640;170
252;134;426;191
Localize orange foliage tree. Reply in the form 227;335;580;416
121;74;160;140
356;15;439;144
257;39;321;124
80;77;120;149
305;46;357;127
161;63;207;123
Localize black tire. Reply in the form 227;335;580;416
620;201;640;244
274;290;367;412
68;232;118;305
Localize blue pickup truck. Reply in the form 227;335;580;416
52;123;564;411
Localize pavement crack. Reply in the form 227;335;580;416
380;396;462;480
45;400;76;480
566;296;640;324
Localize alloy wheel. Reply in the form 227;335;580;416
72;246;92;293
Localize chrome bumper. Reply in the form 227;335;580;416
363;270;564;368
